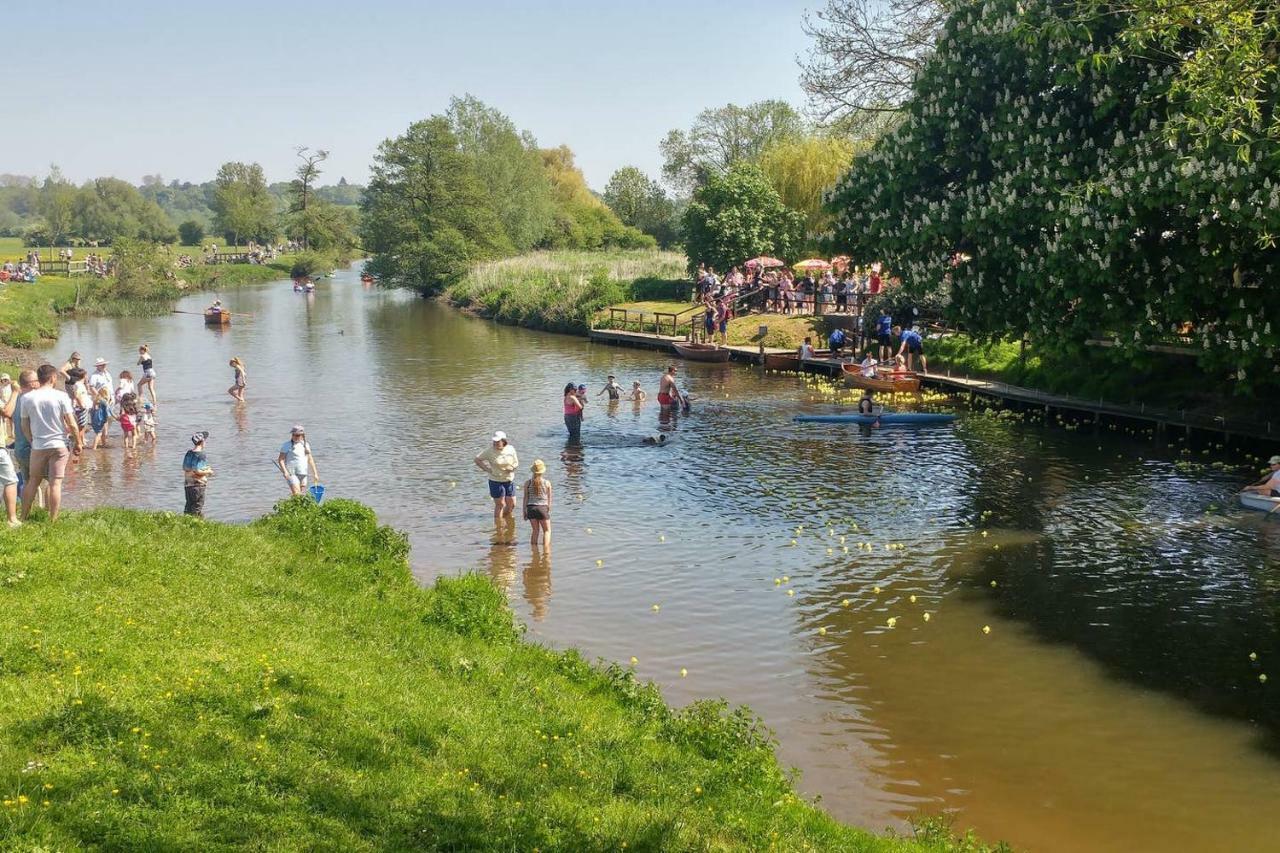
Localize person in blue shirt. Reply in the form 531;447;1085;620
828;326;848;357
893;325;927;373
876;311;893;362
182;431;213;517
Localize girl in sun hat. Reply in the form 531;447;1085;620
522;459;552;549
276;425;319;496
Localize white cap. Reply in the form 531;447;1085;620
491;431;507;443
95;357;108;366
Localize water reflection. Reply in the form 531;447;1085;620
522;552;553;621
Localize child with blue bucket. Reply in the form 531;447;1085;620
277;424;323;502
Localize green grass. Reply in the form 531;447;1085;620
0;501;991;851
447;249;688;334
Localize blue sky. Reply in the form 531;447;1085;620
10;0;816;190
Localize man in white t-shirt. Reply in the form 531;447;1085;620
87;357;112;398
19;364;83;523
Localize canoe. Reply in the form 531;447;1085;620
672;342;732;362
793;413;956;425
204;310;231;326
841;363;921;393
1239;492;1280;513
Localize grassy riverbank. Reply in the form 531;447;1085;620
445;249;687;334
0;500;992;850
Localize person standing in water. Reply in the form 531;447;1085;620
657;366;684;410
597;375;622;401
474;431;519;526
563;383;584;439
276;425;319;496
182;431;212;517
136;344;158;406
228;357;247;402
522;459;552;550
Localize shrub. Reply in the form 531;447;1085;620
178;220;204;246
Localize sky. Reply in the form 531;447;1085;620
9;0;817;190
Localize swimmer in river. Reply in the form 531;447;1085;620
597;375;622;401
629;381;647;402
641;435;668;446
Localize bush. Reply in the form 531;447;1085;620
178;220;204;246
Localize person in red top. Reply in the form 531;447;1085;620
868;268;882;295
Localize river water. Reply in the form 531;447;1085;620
44;266;1280;851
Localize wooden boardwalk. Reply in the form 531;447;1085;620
587;327;1278;444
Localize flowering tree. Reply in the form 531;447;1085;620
826;0;1279;389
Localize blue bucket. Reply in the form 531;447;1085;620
308;484;326;504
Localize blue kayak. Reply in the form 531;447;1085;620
793;413;956;425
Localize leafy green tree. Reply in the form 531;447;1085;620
178;220;204;246
74;178;175;244
756;136;862;237
446;95;556;252
539;147;654;250
682;163;804;273
38;166;77;247
212;162;276;246
602;166;679;247
660;101;807;192
827;0;1280;390
361;117;510;294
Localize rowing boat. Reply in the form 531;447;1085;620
841;363;921;393
671;342;732;362
793;412;956;425
762;349;832;371
204;310;231;326
1239;492;1280;513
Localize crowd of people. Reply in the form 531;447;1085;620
694;262;893;318
0;260;39;282
0;341;312;526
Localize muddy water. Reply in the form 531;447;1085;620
45;267;1280;851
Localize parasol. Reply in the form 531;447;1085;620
744;256;785;269
794;258;832;271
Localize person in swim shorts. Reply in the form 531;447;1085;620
658;366;683;409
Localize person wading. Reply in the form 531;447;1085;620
522;459;553;550
276;425;319;496
183;432;213;517
657;366;684;411
474;431;519;526
563;384;584;439
19;364;83;523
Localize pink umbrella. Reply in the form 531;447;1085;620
744;256;785;269
793;258;832;271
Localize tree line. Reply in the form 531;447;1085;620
0;157;363;252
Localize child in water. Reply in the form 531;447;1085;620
138;402;157;444
522;459;552;550
227;357;246;402
91;387;113;449
629;381;647;402
119;394;139;450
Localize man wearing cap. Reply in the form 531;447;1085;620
19;364;83;523
1244;456;1280;499
182;431;213;517
474;431;519;526
597;375;622;401
87;357;112;400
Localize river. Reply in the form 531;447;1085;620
44;266;1280;851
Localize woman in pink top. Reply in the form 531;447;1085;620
563;383;584;440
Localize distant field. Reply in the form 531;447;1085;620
0;237;222;263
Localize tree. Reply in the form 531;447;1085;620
212;162;276;246
74;178;175;244
799;0;947;123
602;166;679;247
38;166;77;248
1076;0;1280;153
756;136;862;237
360;116;510;294
660;101;807;192
682;163;804;274
178;220;204;246
539;147;654;250
446;95;556;253
826;0;1280;391
289;147;328;249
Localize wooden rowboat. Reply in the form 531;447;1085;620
671;341;732;362
204;309;231;326
841;363;920;393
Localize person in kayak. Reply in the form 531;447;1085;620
1243;456;1280;497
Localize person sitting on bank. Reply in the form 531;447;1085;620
893;325;927;372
